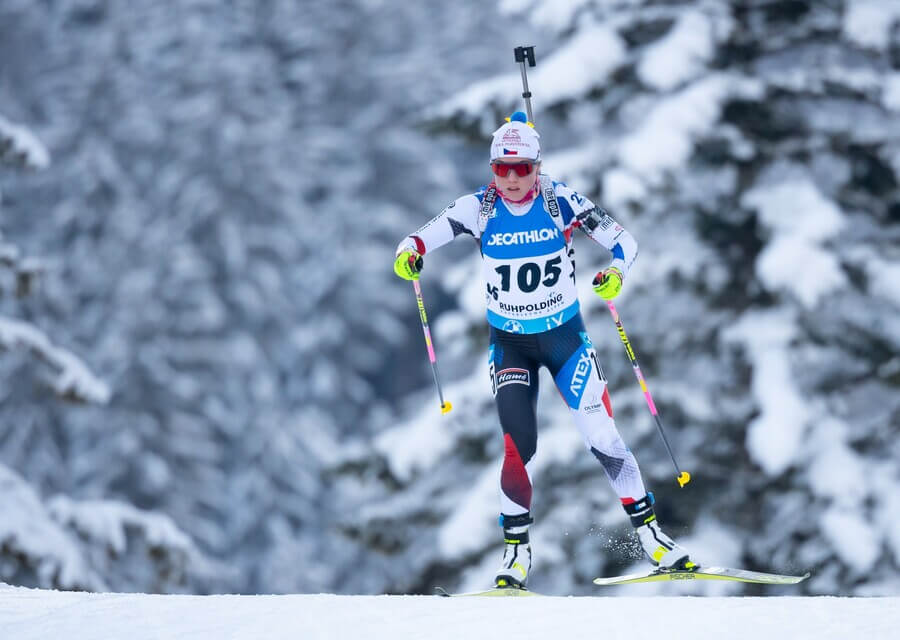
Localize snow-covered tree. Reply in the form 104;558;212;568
2;115;215;592
341;0;900;596
3;0;897;597
1;116;110;402
0;463;216;593
0;0;538;594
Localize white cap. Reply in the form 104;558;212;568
490;112;541;162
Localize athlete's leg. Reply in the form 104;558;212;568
543;315;691;569
489;332;541;587
545;318;647;501
489;336;540;516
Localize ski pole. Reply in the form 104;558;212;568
606;300;690;488
412;277;452;415
513;46;536;123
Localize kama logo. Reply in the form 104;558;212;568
502;129;522;143
497;368;530;388
502;320;525;334
486;228;560;246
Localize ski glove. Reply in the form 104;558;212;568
394;250;424;281
592;267;623;300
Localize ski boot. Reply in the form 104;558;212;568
494;513;533;588
624;494;695;571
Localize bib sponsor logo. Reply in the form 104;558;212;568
545;312;565;330
497;368;530;388
502;320;525;334
498;293;564;315
486;228;560;246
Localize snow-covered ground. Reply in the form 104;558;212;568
0;584;896;640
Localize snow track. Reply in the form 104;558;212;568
0;585;896;640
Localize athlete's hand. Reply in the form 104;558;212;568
394;250;424;281
592;267;623;300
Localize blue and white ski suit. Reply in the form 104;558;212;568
397;176;648;518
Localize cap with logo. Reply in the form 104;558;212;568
490;111;540;162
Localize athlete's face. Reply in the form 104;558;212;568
492;159;540;197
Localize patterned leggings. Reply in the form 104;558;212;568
488;313;647;517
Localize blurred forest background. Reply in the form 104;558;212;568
1;0;898;596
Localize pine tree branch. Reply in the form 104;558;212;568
0;315;111;404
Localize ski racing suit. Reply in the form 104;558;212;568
396;176;646;520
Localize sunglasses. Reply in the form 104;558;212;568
491;161;535;177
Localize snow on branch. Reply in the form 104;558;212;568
1;463;215;593
0;115;107;403
48;497;193;557
0;114;50;170
0;315;111;404
0;231;47;298
1;113;50;296
0;464;106;591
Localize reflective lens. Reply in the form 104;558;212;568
491;161;534;178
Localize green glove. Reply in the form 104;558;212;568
592;267;623;300
394;250;423;281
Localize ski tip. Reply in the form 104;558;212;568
441;401;453;414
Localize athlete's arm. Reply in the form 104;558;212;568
553;182;638;278
395;193;482;256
